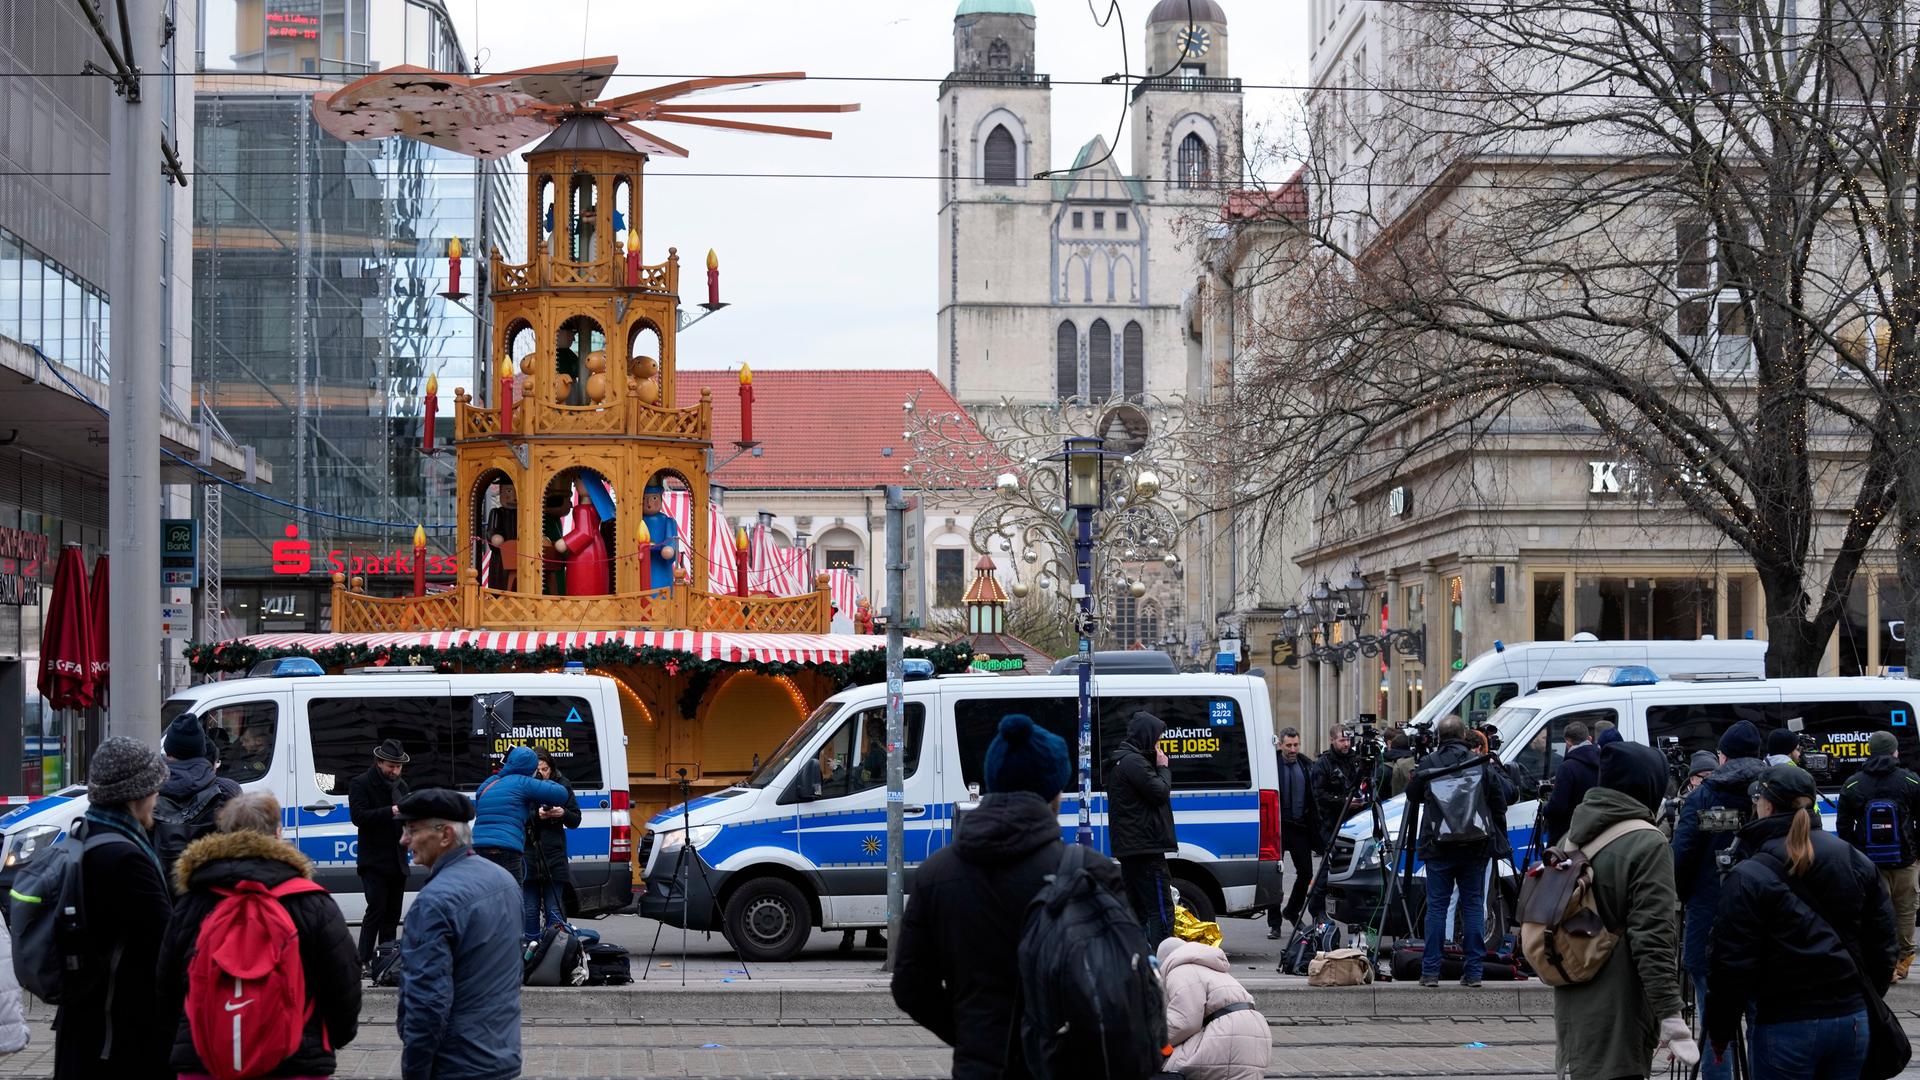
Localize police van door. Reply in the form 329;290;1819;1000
793;699;935;927
291;679;456;922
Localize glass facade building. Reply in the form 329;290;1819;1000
194;0;520;621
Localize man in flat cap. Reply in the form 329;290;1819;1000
349;739;412;973
395;789;522;1080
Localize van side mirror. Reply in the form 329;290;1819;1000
780;771;821;805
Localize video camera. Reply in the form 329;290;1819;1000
1656;735;1692;785
1347;715;1385;763
1784;718;1833;777
1406;718;1437;760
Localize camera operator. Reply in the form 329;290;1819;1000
1670;719;1767;1080
1405;717;1510;987
1837;731;1920;981
1304;725;1367;922
1765;728;1802;768
1686;751;1717;792
1266;727;1320;940
1544;721;1600;847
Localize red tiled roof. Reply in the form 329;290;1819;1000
675;368;988;489
1222;167;1307;222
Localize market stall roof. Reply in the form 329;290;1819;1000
233;630;932;665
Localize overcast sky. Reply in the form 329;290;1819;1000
442;0;1309;373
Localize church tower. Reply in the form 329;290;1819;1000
937;0;1054;404
1130;0;1243;204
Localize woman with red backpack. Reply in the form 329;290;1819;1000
156;792;362;1079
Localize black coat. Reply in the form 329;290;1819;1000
1837;756;1920;866
1707;814;1895;1045
348;765;411;876
1310;748;1364;834
156;829;362;1077
52;818;173;1080
525;772;582;884
1275;751;1318;833
1104;715;1177;858
1544;742;1601;845
892;792;1122;1080
1405;738;1511;860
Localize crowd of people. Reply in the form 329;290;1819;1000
24;722;587;1080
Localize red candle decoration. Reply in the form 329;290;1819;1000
625;229;641;287
706;248;720;305
738;362;754;444
412;524;427;597
735;525;750;598
447;237;463;296
498;368;514;434
422;372;438;452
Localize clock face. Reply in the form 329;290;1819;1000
1178;25;1212;56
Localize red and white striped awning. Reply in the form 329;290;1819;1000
231;629;931;665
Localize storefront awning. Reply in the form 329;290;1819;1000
233;630;933;666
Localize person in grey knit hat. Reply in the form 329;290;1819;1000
53;735;173;1078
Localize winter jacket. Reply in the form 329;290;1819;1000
1404;738;1511;860
1670;755;1766;974
349;764;412;876
1310;749;1364;836
893;791;1112;1080
1552;786;1684;1080
472;745;568;854
157;757;242;878
1105;713;1177;858
1837;756;1920;867
1544;742;1600;846
0;914;27;1054
156;830;362;1076
397;843;524;1080
52;814;172;1080
1382;749;1416;800
1706;813;1896;1045
1275;752;1317;832
1157;939;1270;1080
525;771;582;885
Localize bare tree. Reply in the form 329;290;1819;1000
1211;0;1920;675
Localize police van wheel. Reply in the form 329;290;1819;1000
723;877;810;962
1171;876;1216;923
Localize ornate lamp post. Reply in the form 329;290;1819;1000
1061;435;1106;847
1279;563;1426;725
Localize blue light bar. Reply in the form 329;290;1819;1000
248;656;324;678
1577;664;1659;687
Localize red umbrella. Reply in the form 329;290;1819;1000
88;554;109;689
38;546;96;711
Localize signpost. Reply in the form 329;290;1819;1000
161;519;198;588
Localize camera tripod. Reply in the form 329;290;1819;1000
642;768;753;986
1290;742;1419;976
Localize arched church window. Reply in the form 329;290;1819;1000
987;39;1011;70
1177;132;1211;189
1123;320;1145;400
1088;319;1112;400
983;125;1017;186
1056;320;1078;401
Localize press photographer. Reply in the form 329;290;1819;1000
1403;716;1511;987
1304;724;1368;923
1543;721;1600;847
1836;731;1920;981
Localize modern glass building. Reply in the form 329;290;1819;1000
194;0;520;631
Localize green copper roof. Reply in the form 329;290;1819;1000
956;0;1036;17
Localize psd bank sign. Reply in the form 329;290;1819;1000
271;525;458;578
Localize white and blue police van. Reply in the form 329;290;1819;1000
0;660;633;921
639;652;1283;961
1326;669;1917;936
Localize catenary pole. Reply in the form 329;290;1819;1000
108;0;165;744
882;484;907;973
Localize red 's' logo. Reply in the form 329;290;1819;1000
272;524;312;575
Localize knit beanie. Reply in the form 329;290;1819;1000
1688;750;1719;776
1871;731;1899;758
1596;728;1624;747
1719;719;1762;760
983;713;1072;800
87;735;170;806
162;711;208;761
1766;728;1799;759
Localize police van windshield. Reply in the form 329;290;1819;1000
746;700;844;788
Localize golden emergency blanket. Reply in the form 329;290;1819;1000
1172;904;1222;947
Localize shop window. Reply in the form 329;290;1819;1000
824;548;857;570
935;548;967;607
1572;576;1716;640
1535;574;1566;640
803;704;926;801
200;699;281;785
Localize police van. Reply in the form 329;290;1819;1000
0;661;633;921
638;655;1282;961
1327;672;1915;931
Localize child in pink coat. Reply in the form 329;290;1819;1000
1156;938;1271;1080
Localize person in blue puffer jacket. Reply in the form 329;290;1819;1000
471;745;568;883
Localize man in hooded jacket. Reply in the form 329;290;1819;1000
1544;720;1599;845
1670;718;1768;1080
1552;741;1696;1080
471;744;569;882
155;711;241;881
1106;710;1178;944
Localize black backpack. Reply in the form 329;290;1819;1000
8;822;131;1004
152;783;227;875
1017;844;1166;1080
522;923;586;986
1279;918;1343;976
1419;756;1496;847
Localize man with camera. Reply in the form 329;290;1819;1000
1305;725;1368;922
1837;731;1920;981
1404;716;1509;987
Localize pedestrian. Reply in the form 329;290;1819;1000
1765;728;1802;768
892;712;1106;1079
1306;724;1365;919
154;711;242;880
1837;730;1920;981
395;788;524;1080
1671;718;1767;1080
348;738;412;971
1707;765;1895;1078
1551;741;1696;1080
1405;716;1509;987
1266;727;1318;940
1385;734;1417;798
1105;709;1178;943
471;744;569;881
156;792;361;1078
53;735;173;1079
1157;936;1270;1080
1687;751;1718;792
1544;720;1599;846
1596;727;1624;747
524;748;581;938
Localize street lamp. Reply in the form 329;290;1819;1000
1061;434;1105;848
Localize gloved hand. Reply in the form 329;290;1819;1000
1658;1016;1700;1066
